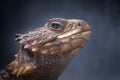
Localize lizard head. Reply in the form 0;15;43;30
8;18;91;79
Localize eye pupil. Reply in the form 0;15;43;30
51;23;60;29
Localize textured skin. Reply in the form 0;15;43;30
0;18;91;80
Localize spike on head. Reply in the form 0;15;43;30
15;34;22;38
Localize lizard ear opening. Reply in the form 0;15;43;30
23;49;34;58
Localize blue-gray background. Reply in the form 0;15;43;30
1;0;120;80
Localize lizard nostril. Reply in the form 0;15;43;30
77;22;82;26
77;21;85;27
76;21;85;31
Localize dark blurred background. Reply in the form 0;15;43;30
1;0;120;80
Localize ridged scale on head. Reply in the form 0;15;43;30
15;27;57;48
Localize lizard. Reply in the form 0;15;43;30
0;18;92;80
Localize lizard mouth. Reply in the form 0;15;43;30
57;21;92;41
80;30;92;40
58;29;91;40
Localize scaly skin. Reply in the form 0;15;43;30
0;18;92;80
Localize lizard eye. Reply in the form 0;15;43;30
50;23;64;31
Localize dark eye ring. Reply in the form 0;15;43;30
50;23;63;31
